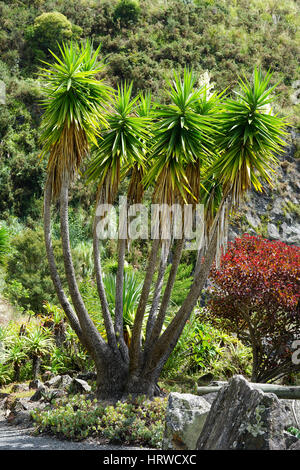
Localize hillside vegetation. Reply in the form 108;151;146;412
0;0;299;221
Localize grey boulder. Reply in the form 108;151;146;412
163;392;211;450
197;375;292;450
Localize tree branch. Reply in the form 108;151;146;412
59;178;109;358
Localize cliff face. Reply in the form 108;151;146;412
229;130;300;246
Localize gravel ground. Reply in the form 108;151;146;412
0;412;152;451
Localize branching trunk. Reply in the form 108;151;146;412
93;206;117;351
146;237;184;351
141;229;218;384
145;240;170;344
129;238;160;375
44;177;87;348
59;179;109;362
115;238;129;361
45;178;224;399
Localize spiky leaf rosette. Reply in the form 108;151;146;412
85;82;149;204
210;67;288;209
145;69;218;206
39;40;112;199
127;92;154;204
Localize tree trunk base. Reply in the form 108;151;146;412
95;361;163;400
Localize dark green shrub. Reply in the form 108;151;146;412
113;0;141;28
25;11;82;63
4;228;65;312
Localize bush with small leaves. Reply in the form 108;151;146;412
31;394;167;447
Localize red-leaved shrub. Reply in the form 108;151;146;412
208;234;300;383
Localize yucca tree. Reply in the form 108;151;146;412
40;42;287;399
40;41;115;379
85;82;149;365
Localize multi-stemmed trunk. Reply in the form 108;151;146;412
44;178;219;399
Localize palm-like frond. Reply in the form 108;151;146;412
210;67;287;207
103;272;147;339
200;175;223;235
126;92;154;204
145;69;218;204
39;40;113;198
85;82;150;203
25;325;54;357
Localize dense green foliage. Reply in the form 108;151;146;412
163;310;252;380
0;0;299;222
31;394;167;447
0;307;92;383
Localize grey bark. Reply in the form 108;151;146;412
59;179;109;360
146;237;184;350
129;238;160;375
142;229;218;383
145;240;170;345
93;207;117;351
43;177;86;347
114;238;129;361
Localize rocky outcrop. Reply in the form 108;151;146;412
68;378;91;394
229;130;300;246
163;392;211;450
196;375;297;450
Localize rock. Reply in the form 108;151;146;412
246;213;260;229
267;223;280;240
68;378;91;395
197;375;291;450
45;375;62;388
289;440;300;450
197;372;214;386
0;393;9;409
11;383;29;393
48;389;66;400
163;392;211;450
77;371;97;381
280;399;300;429
199;392;218;405
13;398;29;412
284;431;299;449
29;379;43;390
44;374;72;391
58;375;73;390
30;385;48;402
